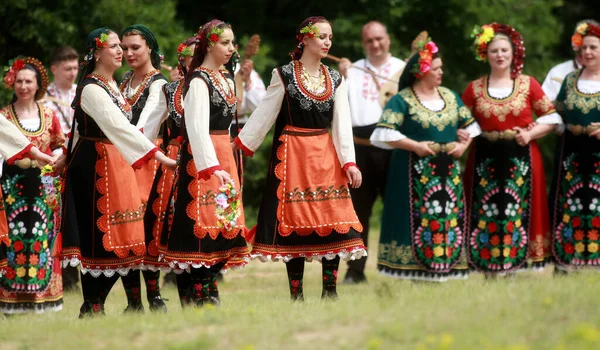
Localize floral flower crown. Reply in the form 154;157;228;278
177;43;195;58
215;179;242;232
299;22;319;38
197;24;225;47
83;32;109;64
571;21;600;52
2;56;50;100
471;23;525;79
409;39;438;79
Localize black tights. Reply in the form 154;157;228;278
121;270;162;304
79;272;120;316
284;256;341;300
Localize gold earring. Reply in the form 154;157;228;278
96;56;100;62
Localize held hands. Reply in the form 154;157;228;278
338;58;352;78
29;147;55;167
447;142;467;159
589;122;600;139
414;141;436;158
155;152;177;171
514;126;531;146
456;129;470;143
214;170;232;185
346;166;362;189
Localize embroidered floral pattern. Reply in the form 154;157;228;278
282;61;340;112
410;155;465;272
164;80;183;126
469;157;530;271
471;75;531;122
196;67;237;117
1;172;55;292
554;153;600;266
89;74;132;120
400;87;465;131
563;71;600;115
284;185;351;203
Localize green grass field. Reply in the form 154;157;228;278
1;230;600;350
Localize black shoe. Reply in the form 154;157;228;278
79;301;105;319
206;296;221;306
123;301;145;314
321;290;339;300
148;296;168;313
342;271;367;284
290;293;304;302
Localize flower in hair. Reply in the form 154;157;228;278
471;25;495;61
572;22;590;52
177;44;194;57
197;25;225;47
95;33;109;49
299;22;319;38
3;57;26;89
410;39;438;79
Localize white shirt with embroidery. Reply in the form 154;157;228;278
45;82;77;134
346;56;406;127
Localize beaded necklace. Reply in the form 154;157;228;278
89;73;132;119
293;60;332;102
196;67;237;106
119;69;161;106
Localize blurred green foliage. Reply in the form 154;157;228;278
1;0;599;221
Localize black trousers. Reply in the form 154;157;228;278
346;143;391;278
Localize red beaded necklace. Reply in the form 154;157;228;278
119;69;161;106
196;67;237;106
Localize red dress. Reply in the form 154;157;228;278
462;75;555;272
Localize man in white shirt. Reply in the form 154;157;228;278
338;21;406;283
230;59;266;137
43;46;79;291
540;20;600;101
45;46;79;135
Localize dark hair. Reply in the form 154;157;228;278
398;52;441;91
76;27;115;85
50;46;79;65
184;20;231;95
122;24;162;69
290;16;330;60
178;36;199;77
11;65;43;103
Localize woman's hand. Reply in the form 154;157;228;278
51;153;67;173
447;142;467;159
214;170;232;185
29;147;55;167
514;126;532;146
155;152;177;171
456;129;470;143
414;141;436;157
589;123;600;139
346;166;362;188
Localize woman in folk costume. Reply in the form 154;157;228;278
0;120;55;268
370;40;480;282
144;36;196;307
234;16;365;300
118;24;168;313
158;20;250;307
551;21;600;271
462;23;559;275
0;57;65;314
60;28;175;318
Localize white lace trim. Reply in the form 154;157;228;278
0;302;63;314
251;247;367;263
60;257;142;277
378;268;468;282
160;255;251;275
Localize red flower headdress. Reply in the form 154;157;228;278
2;56;50;100
197;21;227;47
572;21;600;52
410;39;439;79
472;23;525;79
